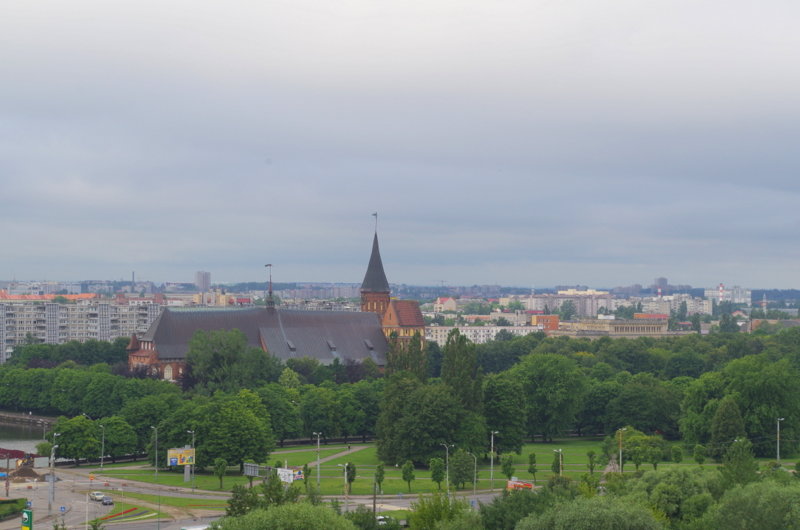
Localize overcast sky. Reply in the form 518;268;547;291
2;1;799;288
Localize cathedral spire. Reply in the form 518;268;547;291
361;224;391;317
361;232;390;293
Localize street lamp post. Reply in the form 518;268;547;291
313;432;322;488
468;452;477;499
151;426;160;530
48;433;60;513
441;443;453;496
187;430;196;491
490;431;499;491
554;449;563;477
99;424;105;470
338;463;349;513
777;418;785;464
617;427;627;473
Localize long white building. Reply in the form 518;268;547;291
426;325;544;345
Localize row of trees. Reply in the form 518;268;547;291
42;389;274;470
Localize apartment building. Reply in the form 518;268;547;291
637;294;713;316
0;300;162;352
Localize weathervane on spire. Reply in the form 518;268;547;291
372;212;378;232
265;264;274;308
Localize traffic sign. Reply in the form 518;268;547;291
60;506;66;513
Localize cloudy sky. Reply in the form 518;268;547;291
2;1;799;288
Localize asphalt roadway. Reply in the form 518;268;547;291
0;465;502;529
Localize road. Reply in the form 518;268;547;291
0;453;502;529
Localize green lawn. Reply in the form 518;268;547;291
92;439;788;496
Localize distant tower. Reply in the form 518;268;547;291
762;293;768;314
360;232;391;318
718;283;725;304
195;271;211;292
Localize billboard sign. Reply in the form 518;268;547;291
277;468;294;484
167;448;196;466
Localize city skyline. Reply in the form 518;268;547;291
2;1;799;288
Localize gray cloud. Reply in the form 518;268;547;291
2;1;799;288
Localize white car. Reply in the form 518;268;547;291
89;491;105;501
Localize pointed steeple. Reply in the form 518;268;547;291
361;232;390;293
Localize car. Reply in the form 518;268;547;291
376;515;394;526
89;492;104;501
101;496;114;505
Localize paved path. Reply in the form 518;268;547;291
316;444;369;464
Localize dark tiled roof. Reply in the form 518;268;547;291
390;300;425;327
361;233;390;293
142;306;388;365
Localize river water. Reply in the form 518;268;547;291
0;423;44;454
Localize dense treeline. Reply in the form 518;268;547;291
7;337;130;370
5;325;800;471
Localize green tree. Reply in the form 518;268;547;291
378;379;469;465
709;395;746;460
51;415;100;465
409;492;471;530
226;484;260;517
401;460;415;492
215;503;356;530
429;457;445;490
196;390;275;470
511;354;588;441
214;458;228;489
375;463;385;493
483;374;526;454
98;416;137;463
558;300;577;320
720;438;759;487
345;462;356;495
479;488;557;530
693;444;706;466
501;454;515;481
386;332;428;381
586;450;596;475
693;481;800;530
450;449;475;490
185;329;282;393
376;373;422;463
718;313;740;333
528;452;538;483
516;495;662;530
300;386;338;440
672;446;683;464
256;383;301;446
261;469;301;507
441;329;483;411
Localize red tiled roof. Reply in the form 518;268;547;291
391;300;425;327
0;290;97;301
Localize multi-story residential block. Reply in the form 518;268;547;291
525;289;614;317
636;294;713;316
0;299;163;354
